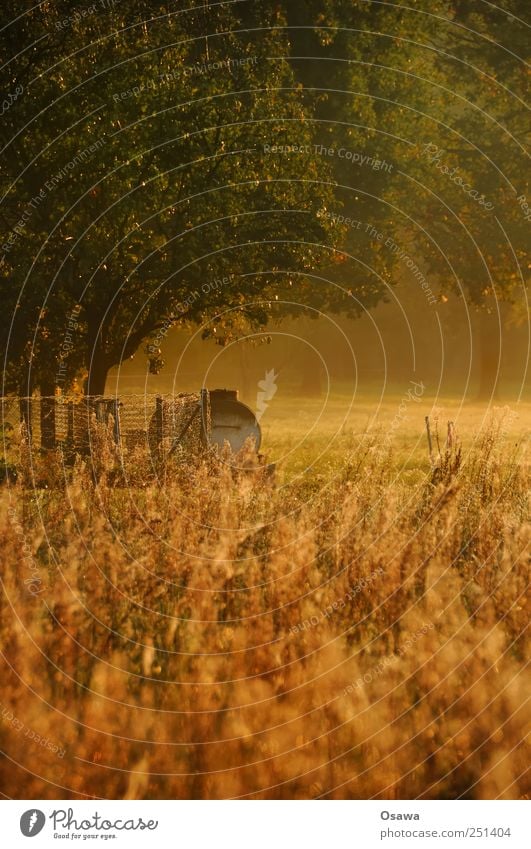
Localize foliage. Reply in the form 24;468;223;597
0;1;339;393
0;1;527;395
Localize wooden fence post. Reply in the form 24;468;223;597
109;398;121;446
74;397;93;456
155;396;164;450
19;397;32;440
425;415;434;465
40;396;56;450
199;388;209;448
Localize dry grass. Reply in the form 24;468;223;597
0;411;529;800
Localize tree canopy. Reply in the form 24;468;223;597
1;0;528;396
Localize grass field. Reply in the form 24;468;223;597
0;395;529;799
260;389;530;482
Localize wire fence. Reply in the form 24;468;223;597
1;392;210;464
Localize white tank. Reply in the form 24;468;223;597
209;389;261;453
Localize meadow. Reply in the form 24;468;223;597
0;395;529;799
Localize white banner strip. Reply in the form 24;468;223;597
2;800;528;848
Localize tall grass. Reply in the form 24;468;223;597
0;418;528;799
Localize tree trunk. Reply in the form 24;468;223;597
477;310;501;400
85;347;110;396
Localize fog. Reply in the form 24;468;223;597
111;284;530;406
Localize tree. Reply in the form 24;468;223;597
3;1;526;400
282;0;528;398
0;1;343;395
397;1;529;397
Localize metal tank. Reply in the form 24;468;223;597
209;389;261;453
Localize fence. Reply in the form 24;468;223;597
0;392;211;461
